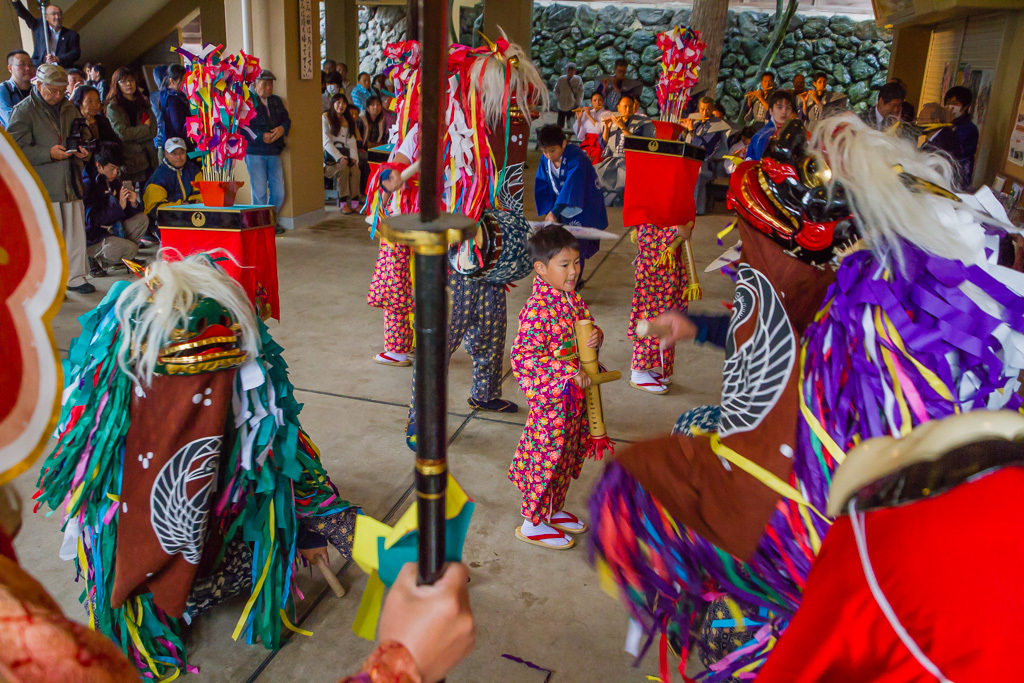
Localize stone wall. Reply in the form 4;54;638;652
532;3;892;119
358;6;408;77
355;2;892;120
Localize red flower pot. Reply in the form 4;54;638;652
197;180;245;207
651;120;686;141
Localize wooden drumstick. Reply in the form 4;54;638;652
314;555;347;598
574;320;621;449
635;319;674;340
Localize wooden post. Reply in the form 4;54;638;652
690;0;729;99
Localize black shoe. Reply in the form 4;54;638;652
89;260;108;278
67;282;96;294
139;234;159;248
275;226;286;235
467;397;519;413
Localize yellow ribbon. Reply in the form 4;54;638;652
716;220;737;242
232;503;275;641
595;557;618;598
723;596;748;632
709;434;831;524
874;309;912;436
797;343;846;465
77;538;95;630
881;310;957;406
123;598;165;678
279;609;313;637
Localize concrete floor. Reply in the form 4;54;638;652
9;151;735;682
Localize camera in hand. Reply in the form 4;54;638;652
65;117;87;153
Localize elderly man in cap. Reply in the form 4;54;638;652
143;136;202;222
245;69;291;233
8;63;93;293
554;62;583;130
10;2;82;68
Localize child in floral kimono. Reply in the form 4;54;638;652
509;225;603;550
628;222;690;394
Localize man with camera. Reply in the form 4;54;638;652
8;63;92;293
82;141;149;277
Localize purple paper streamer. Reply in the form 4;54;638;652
501;654;553;683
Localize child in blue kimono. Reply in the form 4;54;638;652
535;124;608;284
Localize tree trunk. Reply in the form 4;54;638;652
690;0;730;100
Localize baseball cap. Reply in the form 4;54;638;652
32;64;68;87
164;137;187;153
256;70;276;81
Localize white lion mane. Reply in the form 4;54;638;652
115;250;260;387
808;114;1005;272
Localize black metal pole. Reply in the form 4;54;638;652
417;0;445;225
413;0;449;588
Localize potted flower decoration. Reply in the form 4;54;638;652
173;44;261;207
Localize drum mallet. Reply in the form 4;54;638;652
314;556;347;598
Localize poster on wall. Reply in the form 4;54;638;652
299;0;314;80
969;69;994;131
940;62;955;99
1008;102;1024;167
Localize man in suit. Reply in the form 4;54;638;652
861;81;905;131
10;2;81;68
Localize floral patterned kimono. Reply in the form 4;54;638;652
367;241;413;354
628;223;687;376
509;277;599;523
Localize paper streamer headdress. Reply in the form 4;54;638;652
655;26;706;120
351;476;474;640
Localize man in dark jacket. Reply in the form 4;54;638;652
8;64;93;292
245;70;290;230
143;137;202;221
944;85;980;190
10;2;81;68
82;142;148;275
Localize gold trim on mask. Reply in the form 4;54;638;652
753;168;799;233
160;335;239;354
161;356;247;375
158;349;247;365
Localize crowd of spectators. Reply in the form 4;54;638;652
548;63;983;211
0;3;988;294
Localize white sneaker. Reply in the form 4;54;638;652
630;369;668;394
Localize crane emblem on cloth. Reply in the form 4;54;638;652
150;436;221;565
718;265;796;438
